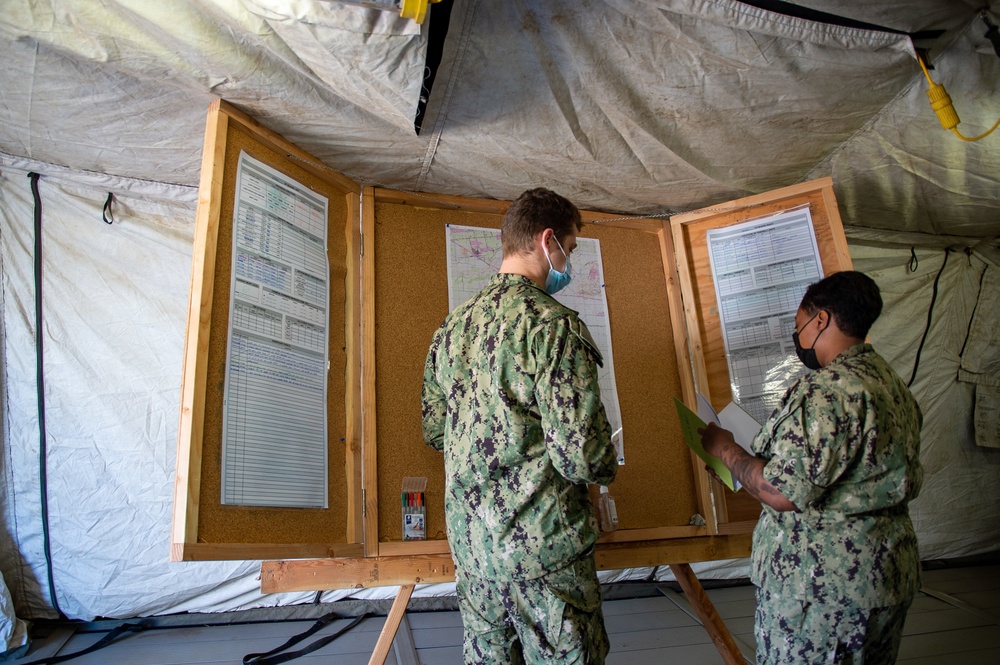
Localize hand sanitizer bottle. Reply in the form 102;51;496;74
598;485;619;532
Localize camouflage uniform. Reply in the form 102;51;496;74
750;343;923;665
422;273;618;664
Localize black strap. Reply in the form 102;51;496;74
102;192;114;225
19;622;145;665
242;612;368;665
734;0;943;40
28;172;64;620
907;247;951;387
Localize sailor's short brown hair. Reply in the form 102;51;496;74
500;188;582;257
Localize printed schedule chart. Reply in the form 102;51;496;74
221;152;330;508
706;208;824;424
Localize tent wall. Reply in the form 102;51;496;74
0;164;289;620
5;1;996;232
1;161;997;620
849;233;1000;558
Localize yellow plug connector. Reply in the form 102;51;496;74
329;0;441;24
399;0;441;23
924;81;960;130
918;52;999;141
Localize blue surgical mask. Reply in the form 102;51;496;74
544;236;572;294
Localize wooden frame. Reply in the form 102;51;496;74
359;190;722;561
170;100;364;561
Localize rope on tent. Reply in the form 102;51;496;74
27;172;64;620
907;247;951;388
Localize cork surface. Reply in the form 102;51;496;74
197;123;350;544
372;203;698;544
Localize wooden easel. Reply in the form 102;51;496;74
368;583;414;665
670;563;746;665
172;107;850;665
362;564;745;665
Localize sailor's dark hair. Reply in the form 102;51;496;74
800;270;883;339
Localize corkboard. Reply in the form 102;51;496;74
671;180;851;524
196;122;350;544
372;201;699;544
676;191;846;412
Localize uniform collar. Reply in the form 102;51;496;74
494;272;544;291
829;342;874;366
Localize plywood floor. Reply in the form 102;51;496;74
13;563;999;665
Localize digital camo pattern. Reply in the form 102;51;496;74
455;554;609;665
750;343;924;608
422;273;618;581
755;587;910;665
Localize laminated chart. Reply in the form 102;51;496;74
706;208;824;425
221;152;330;508
445;225;626;464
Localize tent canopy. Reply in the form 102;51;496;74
3;0;998;235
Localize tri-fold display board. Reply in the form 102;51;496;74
171;100;851;591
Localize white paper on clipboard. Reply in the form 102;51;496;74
696;393;760;454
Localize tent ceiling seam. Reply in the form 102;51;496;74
415;0;479;191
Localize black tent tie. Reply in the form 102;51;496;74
27;172;64;619
18;622;146;665
102;192;114;224
907;247;951;387
242;611;368;665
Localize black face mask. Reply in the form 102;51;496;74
792;312;825;370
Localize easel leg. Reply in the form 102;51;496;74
669;563;748;665
368;583;416;665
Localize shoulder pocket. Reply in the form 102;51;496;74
571;318;603;368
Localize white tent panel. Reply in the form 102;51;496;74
417;0;918;212
0;165;321;619
849;235;1000;561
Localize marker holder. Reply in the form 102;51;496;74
401;476;427;541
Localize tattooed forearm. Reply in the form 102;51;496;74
717;443;798;512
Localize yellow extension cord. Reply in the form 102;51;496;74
918;53;1000;141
